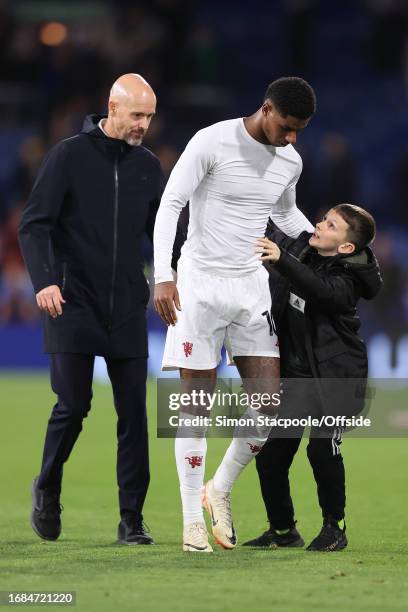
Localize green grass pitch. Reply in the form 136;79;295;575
0;374;407;611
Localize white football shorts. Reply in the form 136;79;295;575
162;257;279;370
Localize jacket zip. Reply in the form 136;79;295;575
109;152;120;325
61;262;67;294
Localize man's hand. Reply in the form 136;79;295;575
36;285;66;318
154;281;181;326
255;237;281;263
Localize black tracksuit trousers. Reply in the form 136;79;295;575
37;353;149;518
255;376;346;529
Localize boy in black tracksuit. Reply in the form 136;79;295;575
243;204;382;551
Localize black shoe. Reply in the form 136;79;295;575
242;525;304;548
117;514;154;545
306;518;348;552
30;476;62;541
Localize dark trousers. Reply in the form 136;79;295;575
38;353;149;518
255;375;346;529
255;434;345;529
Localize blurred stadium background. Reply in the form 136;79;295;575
0;0;407;378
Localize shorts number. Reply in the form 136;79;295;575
262;310;276;336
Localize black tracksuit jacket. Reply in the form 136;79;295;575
19;115;163;357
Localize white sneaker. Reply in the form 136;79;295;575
203;479;237;549
182;521;213;552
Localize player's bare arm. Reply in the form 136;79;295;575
154;280;181;326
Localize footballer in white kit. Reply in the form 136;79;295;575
153;77;316;552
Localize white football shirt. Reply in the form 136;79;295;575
154;118;314;282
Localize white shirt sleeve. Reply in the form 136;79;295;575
153;127;216;283
270;158;314;238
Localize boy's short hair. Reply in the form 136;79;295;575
264;77;317;120
333;204;376;252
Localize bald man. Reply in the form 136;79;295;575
19;74;163;545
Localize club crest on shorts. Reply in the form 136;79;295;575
185;455;203;468
182;341;193;357
247;443;263;454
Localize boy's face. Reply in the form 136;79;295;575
309;209;355;256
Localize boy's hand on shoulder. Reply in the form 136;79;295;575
255;237;281;263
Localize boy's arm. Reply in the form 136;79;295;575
265;218;304;250
274;250;360;313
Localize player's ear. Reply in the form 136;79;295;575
338;242;355;254
262;102;271;117
109;100;117;116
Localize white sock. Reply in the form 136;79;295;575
213;408;271;493
175;436;207;526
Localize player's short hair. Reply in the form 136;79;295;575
264;77;317;119
332;204;376;251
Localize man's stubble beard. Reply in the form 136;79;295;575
125;132;144;146
125;137;143;146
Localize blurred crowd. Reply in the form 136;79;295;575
0;0;408;337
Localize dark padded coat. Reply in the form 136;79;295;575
266;220;382;379
266;220;382;417
19;114;163;357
